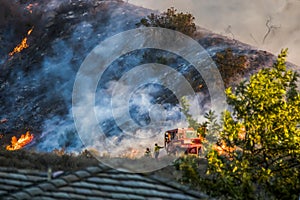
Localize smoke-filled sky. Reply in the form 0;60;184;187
130;0;300;66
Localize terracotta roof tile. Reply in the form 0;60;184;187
32;196;55;200
127;194;146;199
0;164;209;200
24;174;47;182
68;193;90;199
169;193;197;200
61;174;80;183
89;189;113;197
154;184;178;192
0;172;26;180
71;181;99;189
0;178;32;187
45;191;71;199
36;182;56;191
87;197;111;200
98;184;117;192
114;185;136;193
25;187;44;196
133;188;162;197
73;187;93;195
50;178;68;187
139;189;171;199
9;191;32;199
87;176;120;185
118;180;155;188
85;166;103;174
0;183;18;191
111;192;130;199
59;186;75;193
74;170;91;178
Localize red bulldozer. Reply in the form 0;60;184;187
164;128;203;156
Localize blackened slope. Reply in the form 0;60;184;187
0;0;297;150
0;0;153;145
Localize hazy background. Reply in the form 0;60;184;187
129;0;300;66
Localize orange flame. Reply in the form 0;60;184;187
214;144;232;155
9;27;34;56
6;131;34;151
130;149;139;158
213;126;245;156
213;140;236;157
26;3;38;14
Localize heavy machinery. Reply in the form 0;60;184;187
164;128;203;156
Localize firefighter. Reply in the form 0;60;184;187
154;143;164;159
144;148;151;157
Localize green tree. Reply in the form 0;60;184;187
136;7;196;37
200;110;221;155
207;49;300;199
180;96;199;129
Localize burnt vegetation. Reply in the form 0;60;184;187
0;148;98;171
0;0;143;140
0;0;277;141
214;48;248;87
1;1;299;199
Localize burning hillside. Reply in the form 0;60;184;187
6;131;34;151
0;0;295;158
9;27;34;57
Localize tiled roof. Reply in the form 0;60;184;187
0;164;209;199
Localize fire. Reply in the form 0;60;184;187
26;3;38;14
130;149;139;159
213;141;236;158
6;131;34;151
213;126;246;156
9;27;34;56
119;148;140;159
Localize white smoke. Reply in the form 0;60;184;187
31;1;222;158
129;0;300;66
73;78;194;157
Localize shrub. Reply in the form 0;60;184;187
177;49;300;199
137;7;197;37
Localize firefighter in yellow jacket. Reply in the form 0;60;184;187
144;148;151;157
154;143;164;159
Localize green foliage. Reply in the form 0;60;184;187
201;110;221;154
204;110;220;140
207;49;300;199
180;96;199;129
136;7;197;37
176;49;300;199
214;48;248;87
173;155;203;186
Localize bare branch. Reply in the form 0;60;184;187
224;25;238;45
250;33;258;45
263;16;281;44
225;25;235;40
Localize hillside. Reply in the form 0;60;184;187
0;0;297;156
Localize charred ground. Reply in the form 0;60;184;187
0;0;292;151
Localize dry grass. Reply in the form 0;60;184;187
101;155;177;173
0;148;99;171
0;148;181;174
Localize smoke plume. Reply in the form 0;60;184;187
129;0;300;66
